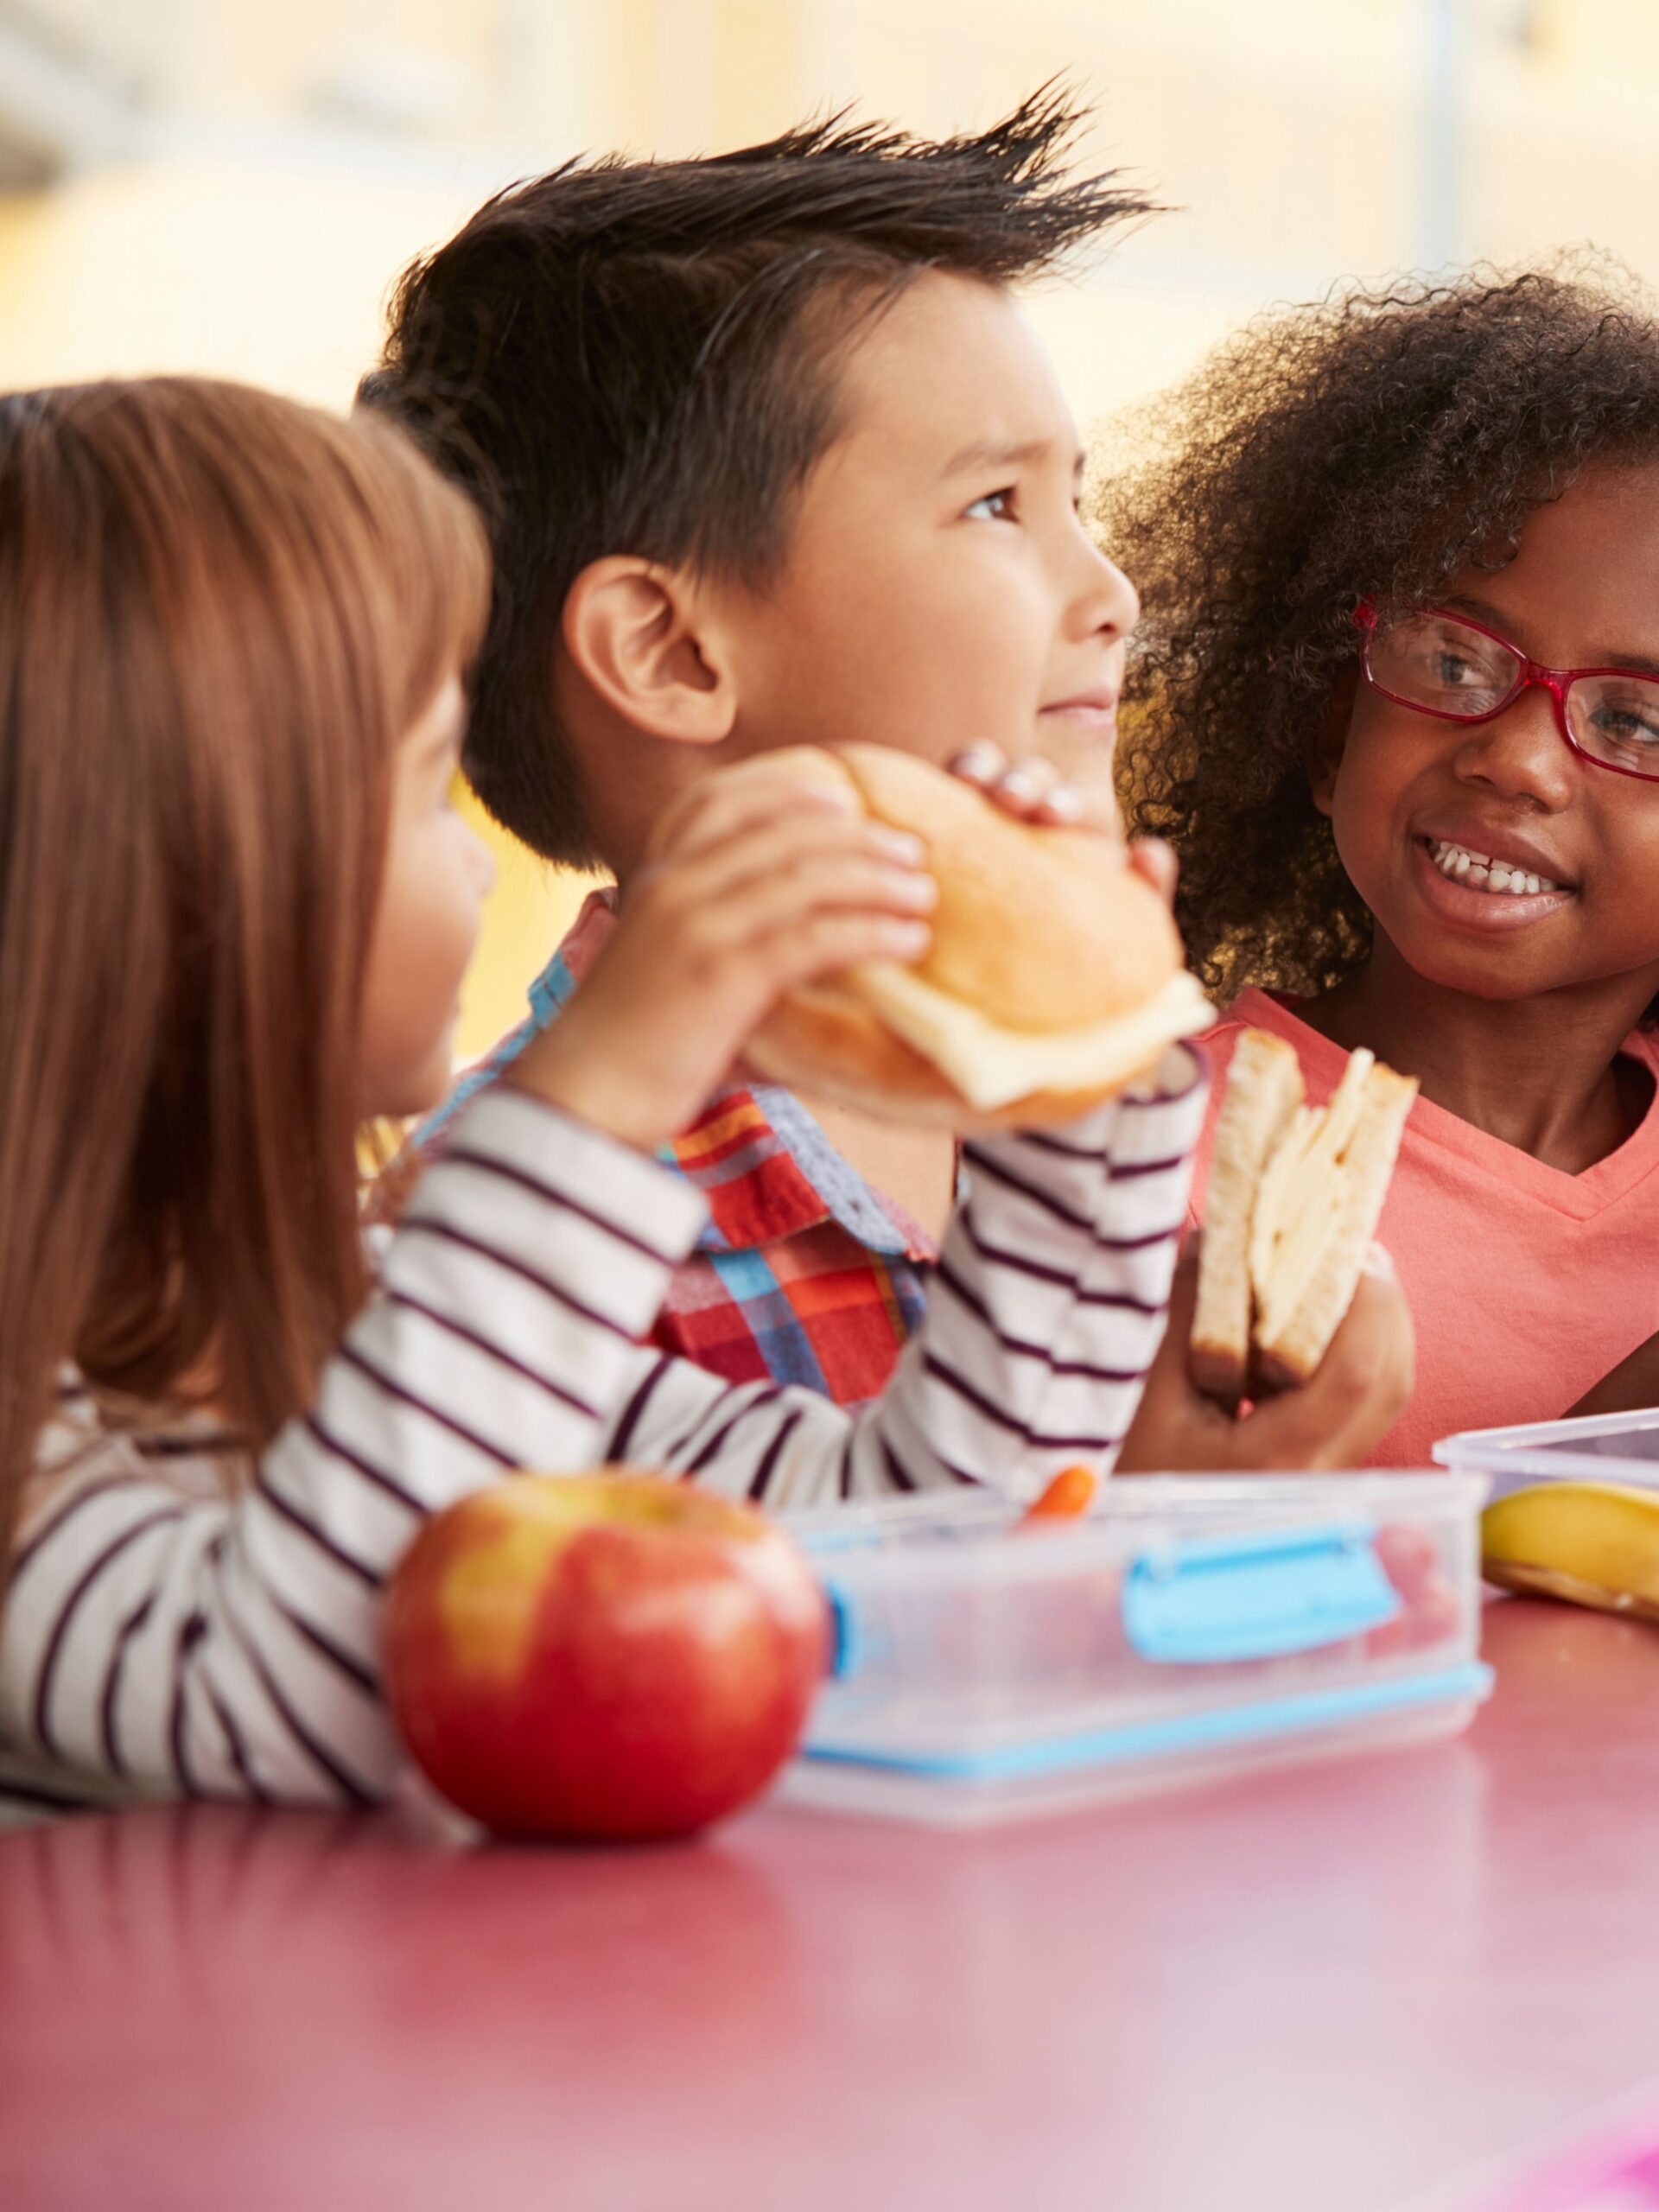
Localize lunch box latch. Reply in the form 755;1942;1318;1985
1123;1521;1400;1664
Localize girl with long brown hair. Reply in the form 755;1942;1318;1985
0;375;1238;1814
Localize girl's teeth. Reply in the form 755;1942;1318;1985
1426;839;1561;896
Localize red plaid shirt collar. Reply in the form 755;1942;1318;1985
462;890;938;1264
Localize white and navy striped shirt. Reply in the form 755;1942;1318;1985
0;1050;1205;1817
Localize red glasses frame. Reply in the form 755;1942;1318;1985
1353;597;1659;786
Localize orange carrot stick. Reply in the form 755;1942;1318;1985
1018;1464;1098;1526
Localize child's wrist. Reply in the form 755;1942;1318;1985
510;1026;673;1153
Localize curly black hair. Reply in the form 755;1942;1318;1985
1092;257;1659;1006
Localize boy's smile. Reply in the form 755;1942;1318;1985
1316;463;1659;1012
720;270;1138;800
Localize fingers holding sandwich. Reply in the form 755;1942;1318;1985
1290;1249;1417;1460
1232;1265;1414;1471
1115;1244;1414;1474
949;745;1176;905
643;741;1204;1137
516;774;939;1152
949;742;1109;826
742;742;1211;1130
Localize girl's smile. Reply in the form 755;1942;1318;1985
1408;836;1574;932
1408;823;1577;933
1421;836;1567;898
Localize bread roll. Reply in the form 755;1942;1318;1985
742;745;1213;1131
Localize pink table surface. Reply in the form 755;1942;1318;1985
3;1596;1659;2212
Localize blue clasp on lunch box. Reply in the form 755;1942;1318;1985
1122;1520;1400;1663
823;1581;861;1680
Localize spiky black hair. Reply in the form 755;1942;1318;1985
363;88;1152;862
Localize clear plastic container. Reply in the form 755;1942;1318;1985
782;1473;1491;1826
1435;1411;1659;1500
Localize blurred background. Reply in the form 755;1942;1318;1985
3;0;1656;1054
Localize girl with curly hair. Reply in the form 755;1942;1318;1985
1096;260;1659;1463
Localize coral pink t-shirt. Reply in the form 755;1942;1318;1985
1190;988;1659;1467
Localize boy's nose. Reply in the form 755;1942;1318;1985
1452;684;1575;810
1071;530;1140;642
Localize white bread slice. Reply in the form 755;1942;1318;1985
1190;1031;1304;1406
1254;1061;1416;1389
1191;1031;1416;1404
1249;1047;1378;1346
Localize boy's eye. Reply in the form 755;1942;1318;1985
964;486;1016;523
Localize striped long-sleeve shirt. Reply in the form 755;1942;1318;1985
0;1048;1205;1817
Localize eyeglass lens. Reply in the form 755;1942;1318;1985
1367;611;1659;779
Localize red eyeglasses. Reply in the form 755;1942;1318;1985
1354;599;1659;785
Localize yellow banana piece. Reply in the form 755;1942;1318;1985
1482;1482;1659;1622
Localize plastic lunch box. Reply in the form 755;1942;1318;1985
1436;1411;1659;1502
780;1473;1492;1826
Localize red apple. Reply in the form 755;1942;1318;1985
385;1471;830;1841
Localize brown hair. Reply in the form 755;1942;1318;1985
0;377;490;1574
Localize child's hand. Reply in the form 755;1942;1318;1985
948;743;1176;906
1113;1247;1414;1474
510;767;935;1150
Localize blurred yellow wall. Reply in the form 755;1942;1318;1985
0;157;595;1059
7;0;1659;1055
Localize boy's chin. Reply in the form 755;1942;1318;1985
1025;723;1119;795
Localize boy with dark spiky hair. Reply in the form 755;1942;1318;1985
361;92;1158;1408
363;93;1147;868
359;92;1409;1465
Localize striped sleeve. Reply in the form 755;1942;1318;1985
607;1042;1209;1508
1;1086;707;1810
0;1047;1205;1813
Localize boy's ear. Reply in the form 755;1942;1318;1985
562;556;737;747
1306;664;1360;817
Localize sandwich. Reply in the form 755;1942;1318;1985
738;745;1216;1130
1191;1029;1417;1404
